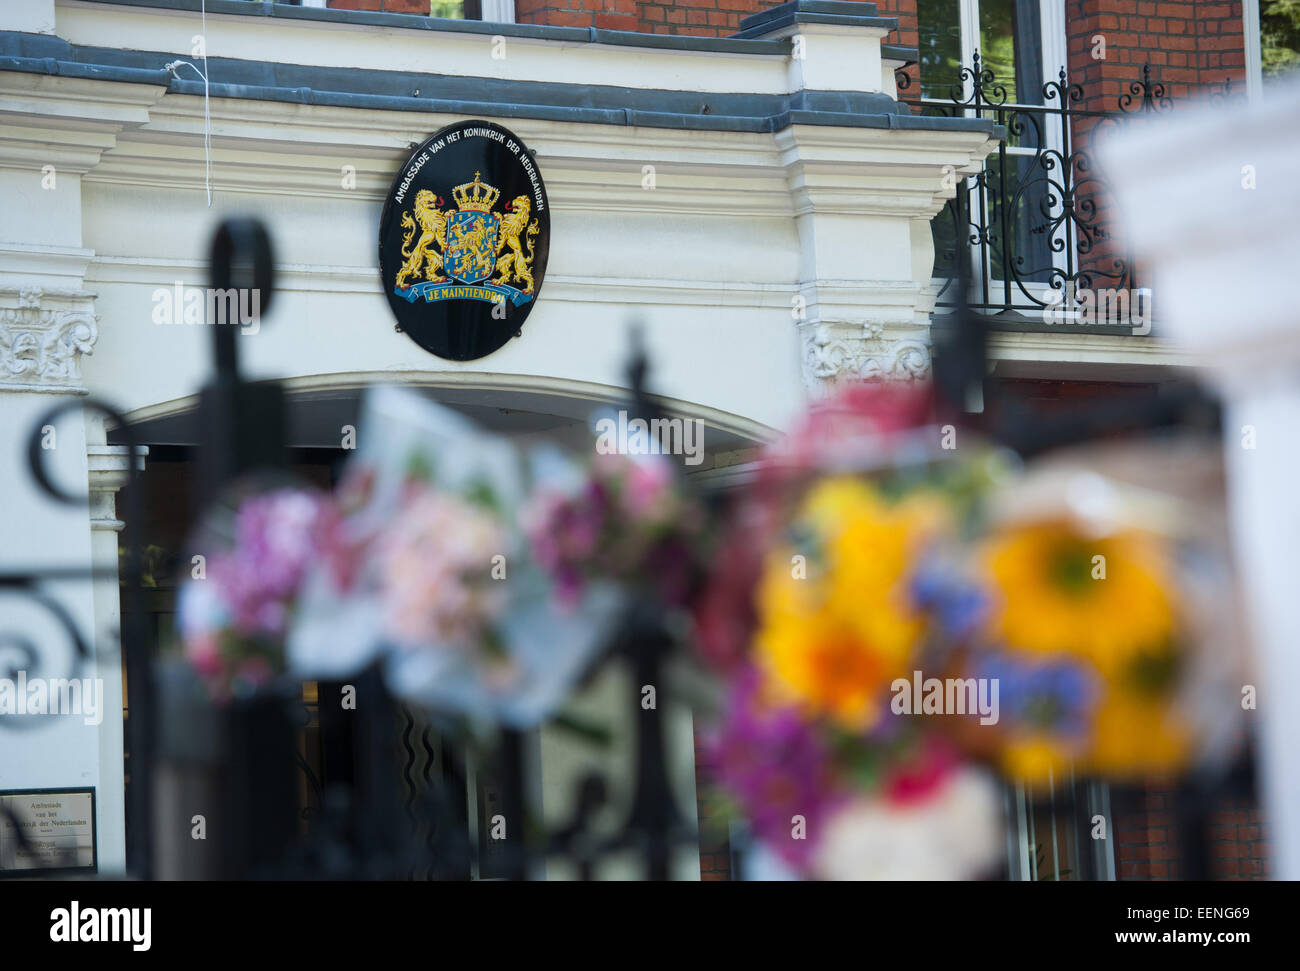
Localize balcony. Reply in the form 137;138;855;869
898;54;1243;335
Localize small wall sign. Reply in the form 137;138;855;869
379;120;550;361
0;787;97;876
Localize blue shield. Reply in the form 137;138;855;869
445;210;500;284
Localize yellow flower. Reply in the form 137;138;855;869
1087;689;1190;777
753;478;940;729
996;693;1190;782
981;522;1176;675
1001;738;1078;785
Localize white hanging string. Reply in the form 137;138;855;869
163;0;213;207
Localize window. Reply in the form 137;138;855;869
1006;772;1117;881
918;0;1064;104
918;1;1069;309
293;1;516;22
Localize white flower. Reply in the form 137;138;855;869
812;767;1004;881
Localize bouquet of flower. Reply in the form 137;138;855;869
954;440;1247;785
177;387;626;726
284;387;636;727
693;383;1011;879
522;449;704;609
692;382;1245;879
178;484;342;701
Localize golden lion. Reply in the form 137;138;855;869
492;195;540;294
449;216;493;274
396;189;450;288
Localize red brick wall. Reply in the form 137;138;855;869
1114;782;1271;880
635;0;759;36
1067;0;1246;108
1207;796;1271;879
325;0;1247;88
876;0;919;90
520;0;915;43
1061;1;1246;319
514;0;764;35
693;727;732;880
515;0;640;30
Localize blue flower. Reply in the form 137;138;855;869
911;563;991;640
976;652;1100;738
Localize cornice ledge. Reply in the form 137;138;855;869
800;280;933;329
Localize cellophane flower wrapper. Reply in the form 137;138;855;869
287;386;624;728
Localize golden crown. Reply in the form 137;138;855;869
452;172;500;213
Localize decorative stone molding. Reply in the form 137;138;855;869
0;287;99;393
778;116;996;398
800;322;931;392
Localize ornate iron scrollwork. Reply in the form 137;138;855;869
898;55;1214;319
1;398;145;732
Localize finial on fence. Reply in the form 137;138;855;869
624;318;662;430
197;218;285;510
208;219;276;377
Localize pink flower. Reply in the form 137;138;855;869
207;488;334;638
622;455;674;518
524;451;702;606
758;380;933;486
185;633;226;680
179;486;337;701
883;735;962;807
377;489;507;647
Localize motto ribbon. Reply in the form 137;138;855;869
394;281;533;308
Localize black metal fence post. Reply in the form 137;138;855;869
195;219;285;512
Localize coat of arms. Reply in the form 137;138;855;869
393;171;540;308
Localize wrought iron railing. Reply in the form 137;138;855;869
897;55;1242;324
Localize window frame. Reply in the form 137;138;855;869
940;0;1073;315
297;0;516;23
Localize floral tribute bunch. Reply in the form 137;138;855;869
178;485;341;701
522;449;704;610
957;448;1244;786
691;382;1241;879
178;463;516;707
178;387;627;725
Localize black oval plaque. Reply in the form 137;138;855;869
379;120;550;361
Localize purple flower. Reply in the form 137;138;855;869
707;670;845;869
208;489;330;638
523;489;607;606
523;452;701;607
